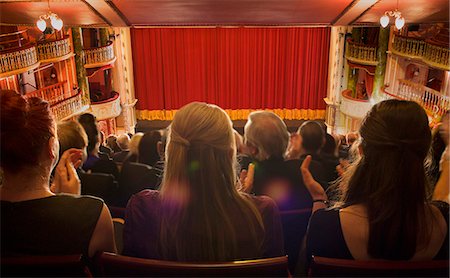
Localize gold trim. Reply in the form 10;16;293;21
137;108;326;121
39;52;75;64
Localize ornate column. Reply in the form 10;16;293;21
71;27;90;106
99;28;109;46
347;28;361;97
111;27;137;134
372;27;390;100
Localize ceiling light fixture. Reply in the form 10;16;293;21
36;0;63;32
379;0;405;29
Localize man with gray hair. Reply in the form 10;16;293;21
113;133;131;163
243;111;314;211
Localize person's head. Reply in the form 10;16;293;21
1;90;58;177
341;99;432;260
138;130;163;167
77;113;99;155
160;102;263;261
298;121;325;154
57;121;88;165
128;132;143;156
106;135;121;153
117;134;130;151
244;111;289;161
322;133;338;157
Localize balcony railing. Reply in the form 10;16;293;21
24;81;76;106
0;44;39;76
90;92;121;120
83;41;115;68
383;79;450;118
50;91;89;121
36;36;72;62
391;33;450;71
345;39;378;66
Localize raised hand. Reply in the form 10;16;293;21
51;149;82;195
301;155;327;201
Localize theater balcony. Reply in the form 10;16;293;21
382;79;450;119
345;39;378;66
36;36;74;63
340;89;373;119
83;41;116;69
25;81;89;121
391;32;450;71
90;91;121;120
0;44;39;78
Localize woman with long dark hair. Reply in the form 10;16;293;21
302;100;448;263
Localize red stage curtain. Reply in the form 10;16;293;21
131;27;330;119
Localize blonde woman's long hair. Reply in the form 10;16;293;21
159;102;264;261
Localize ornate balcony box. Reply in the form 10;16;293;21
345;39;378;66
391;33;450;71
50;91;89;121
0;44;40;78
83;42;116;69
90;92;121;120
340;89;373;119
37;36;74;63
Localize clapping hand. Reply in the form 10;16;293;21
51;149;82;195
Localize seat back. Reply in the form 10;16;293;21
116;162;160;207
1;254;91;277
79;172;118;205
95;252;289;277
280;208;312;272
112;218;125;255
309;256;449;277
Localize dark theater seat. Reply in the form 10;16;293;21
94;252;289;277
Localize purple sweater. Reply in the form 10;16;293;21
123;190;284;261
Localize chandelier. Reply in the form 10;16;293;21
379;0;405;29
36;0;63;32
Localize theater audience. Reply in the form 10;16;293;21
123;132;144;164
0;90;116;257
113;134;131;163
123;102;283;261
57;121;118;205
78;113;119;179
301;100;448;270
99;131;113;158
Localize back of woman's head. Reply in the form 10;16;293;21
342;99;432;260
160;102;263;261
128;132;144;156
163;102;237;205
138;130;162;166
1;90;54;173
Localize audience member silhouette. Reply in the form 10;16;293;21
0;90;116;258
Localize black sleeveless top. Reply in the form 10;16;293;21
1;194;103;257
306;201;449;261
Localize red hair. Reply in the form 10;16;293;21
1;90;54;173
